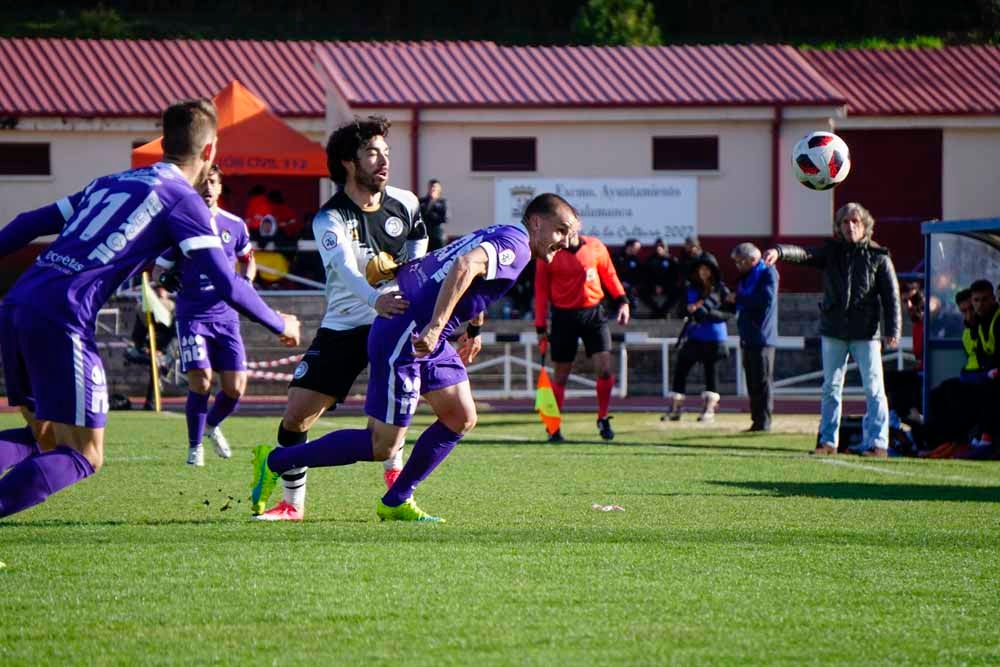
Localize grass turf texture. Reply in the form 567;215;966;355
0;411;998;666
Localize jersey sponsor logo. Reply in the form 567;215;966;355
499;249;516;266
293;361;309;379
384;216;405;237
322;231;338;251
221;230;232;244
38;249;85;273
586;267;598;282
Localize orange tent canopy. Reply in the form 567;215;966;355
131;81;327;177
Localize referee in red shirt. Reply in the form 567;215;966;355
535;229;630;441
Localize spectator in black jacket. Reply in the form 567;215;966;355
615;238;643;312
418;179;448;251
764;202;901;457
642;238;681;316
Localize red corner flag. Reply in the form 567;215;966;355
535;365;562;436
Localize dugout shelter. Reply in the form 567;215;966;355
921;217;1000;406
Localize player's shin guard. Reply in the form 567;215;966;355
597;374;615;419
381;421;462;507
206;390;240;430
0;446;94;518
267;429;374;475
186;391;210;448
0;426;40;473
277;424;309;508
552;382;566;411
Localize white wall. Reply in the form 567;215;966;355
410;117;776;238
943;128;1000;220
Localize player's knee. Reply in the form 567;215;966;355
187;372;211;394
85;449;104;472
443;411;477;435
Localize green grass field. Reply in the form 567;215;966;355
0;410;998;665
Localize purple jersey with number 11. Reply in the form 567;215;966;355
0;161;283;428
6;163;243;329
395;224;532;340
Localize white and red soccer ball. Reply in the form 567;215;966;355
791;131;851;190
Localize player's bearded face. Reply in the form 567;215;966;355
352;136;390;194
201;172;222;208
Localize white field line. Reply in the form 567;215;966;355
818;458;990;484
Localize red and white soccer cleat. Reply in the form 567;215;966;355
383;468;402;489
253;501;303;522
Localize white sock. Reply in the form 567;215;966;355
281;466;307;508
383;446;404;471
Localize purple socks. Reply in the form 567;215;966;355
267;428;374;474
0;446;95;518
382;421;463;507
0;426;40;473
186;391;210;447
207;391;240;429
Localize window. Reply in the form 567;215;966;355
652;136;718;171
0;142;50;176
471;137;536;172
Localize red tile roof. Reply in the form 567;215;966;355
802;46;1000;116
1;38;997;118
315;42;845;108
0;38;325;117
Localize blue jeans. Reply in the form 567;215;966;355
819;337;889;450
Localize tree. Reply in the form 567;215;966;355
572;0;663;46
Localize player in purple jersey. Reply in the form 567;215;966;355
0;99;300;519
250;193;576;522
156;165;257;467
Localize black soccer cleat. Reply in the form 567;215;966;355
597;417;615;441
547;429;565;444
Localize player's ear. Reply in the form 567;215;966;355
200;137;217;164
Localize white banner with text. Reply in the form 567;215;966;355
494;178;697;245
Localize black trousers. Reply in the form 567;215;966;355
742;345;774;429
672;340;725;394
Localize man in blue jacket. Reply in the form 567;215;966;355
727;243;778;432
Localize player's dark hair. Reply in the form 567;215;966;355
970;279;994;295
955;288;972;304
162;99;217;161
208;164;223;179
326;115;391;185
521;193;576;225
428;179;440;188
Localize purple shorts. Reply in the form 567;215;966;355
364;316;468;427
176;319;246;374
1;303;109;428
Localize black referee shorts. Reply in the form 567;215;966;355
289;325;371;401
549;305;612;363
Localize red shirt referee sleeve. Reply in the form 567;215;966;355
534;257;551;330
596;242;626;299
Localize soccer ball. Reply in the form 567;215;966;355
791;131;851;190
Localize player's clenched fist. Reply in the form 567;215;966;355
277;312;301;347
411;324;443;358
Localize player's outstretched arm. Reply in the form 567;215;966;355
412;247;489;358
187;245;298;344
0;203;70;258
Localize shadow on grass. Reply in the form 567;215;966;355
710;480;1000;503
463;438;806;454
2;521;996;551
